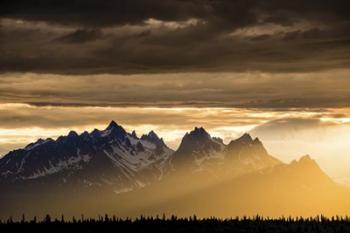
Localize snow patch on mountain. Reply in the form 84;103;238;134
25;139;52;151
24;153;92;180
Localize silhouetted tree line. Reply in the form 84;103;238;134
1;214;350;233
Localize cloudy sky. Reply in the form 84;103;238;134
1;0;350;184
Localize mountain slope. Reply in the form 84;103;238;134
0;123;349;219
0;121;173;192
134;155;350;218
171;128;281;179
221;133;281;176
171;127;225;169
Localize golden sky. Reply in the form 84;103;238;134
1;101;350;185
1;0;350;186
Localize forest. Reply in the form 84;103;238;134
1;215;350;233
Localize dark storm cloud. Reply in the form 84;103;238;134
1;0;350;73
1;0;349;27
0;0;207;27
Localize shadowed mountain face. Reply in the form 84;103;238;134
0;121;173;192
171;129;280;178
0;121;349;218
222;134;280;176
171;127;225;168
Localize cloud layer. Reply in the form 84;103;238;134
1;70;350;108
1;0;350;73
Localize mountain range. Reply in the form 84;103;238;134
0;121;173;191
0;121;349;218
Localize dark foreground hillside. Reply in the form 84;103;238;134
1;216;350;233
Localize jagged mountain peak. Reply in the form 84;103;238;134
36;138;46;144
80;131;90;137
227;133;264;148
224;133;280;170
67;130;79;138
189;126;210;138
91;128;101;137
104;120;127;138
284;154;333;186
147;130;160;140
106;120;126;133
299;154;312;161
288;155;325;175
81;130;89;136
141;130;161;142
131;130;138;139
25;138;53;150
237;133;253;143
291;155;314;164
252;137;263;145
179;127;213;148
294;154;319;167
171;127;224;167
227;133;252;149
106;120;119;129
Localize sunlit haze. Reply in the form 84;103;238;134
1;0;350;221
1;103;350;185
